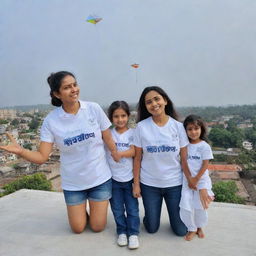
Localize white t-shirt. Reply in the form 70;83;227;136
133;116;189;188
186;141;213;189
40;101;112;191
106;128;134;182
180;141;214;211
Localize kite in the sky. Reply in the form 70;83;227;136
131;63;139;69
86;15;102;24
131;63;140;84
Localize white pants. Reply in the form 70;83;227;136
180;208;208;232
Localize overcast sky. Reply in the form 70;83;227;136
0;0;255;108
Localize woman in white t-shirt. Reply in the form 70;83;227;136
133;86;192;236
0;71;119;234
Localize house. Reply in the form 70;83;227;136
0;154;6;163
209;164;242;181
208;164;249;201
242;140;253;150
0;125;6;134
237;123;253;129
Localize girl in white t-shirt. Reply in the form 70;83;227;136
107;101;140;250
180;114;214;241
0;71;119;234
133;86;192;236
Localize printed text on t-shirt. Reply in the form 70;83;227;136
63;132;95;146
146;145;177;153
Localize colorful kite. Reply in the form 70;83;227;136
131;63;139;69
86;15;102;24
131;63;140;85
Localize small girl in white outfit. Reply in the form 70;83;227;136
180;115;214;241
106;101;140;249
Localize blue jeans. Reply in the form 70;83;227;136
63;179;112;205
110;179;140;236
141;183;187;236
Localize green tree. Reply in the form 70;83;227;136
244;128;256;148
234;150;256;170
229;129;244;148
0;119;9;124
23;143;32;150
212;181;245;204
11;119;19;126
2;173;52;196
209;128;232;148
28;118;40;130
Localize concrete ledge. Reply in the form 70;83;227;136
0;189;255;256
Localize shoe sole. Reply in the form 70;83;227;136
118;243;127;247
128;246;139;250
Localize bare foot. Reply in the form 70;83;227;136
184;231;197;241
196;228;205;238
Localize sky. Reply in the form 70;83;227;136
0;0;256;108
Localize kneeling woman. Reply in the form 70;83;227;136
0;71;118;233
133;86;190;236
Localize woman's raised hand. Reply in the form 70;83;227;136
0;133;23;155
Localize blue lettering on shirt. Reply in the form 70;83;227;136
63;132;95;146
146;145;177;153
188;155;200;160
115;142;130;148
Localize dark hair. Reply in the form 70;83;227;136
137;86;179;122
108;101;130;122
47;71;76;107
183;114;208;142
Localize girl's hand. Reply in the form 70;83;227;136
199;189;213;209
132;183;141;198
188;176;198;190
0;133;23;155
111;151;121;162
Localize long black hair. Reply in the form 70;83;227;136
47;71;76;107
183;114;208;142
137;86;179;122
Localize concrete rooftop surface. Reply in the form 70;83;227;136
0;189;255;256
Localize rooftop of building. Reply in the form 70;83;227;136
0;189;255;256
208;164;242;172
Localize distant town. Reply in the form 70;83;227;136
0;104;256;205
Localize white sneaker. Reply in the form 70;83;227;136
128;235;139;249
117;234;128;247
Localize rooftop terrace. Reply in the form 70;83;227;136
0;189;255;256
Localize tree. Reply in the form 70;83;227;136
229;129;244;148
212;181;245;204
28;118;40;130
1;173;52;196
244;128;256;148
23;143;32;150
11;119;19;126
234;149;256;170
209;127;244;148
0;119;9;124
209;128;232;148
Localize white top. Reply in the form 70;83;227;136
40;101;112;191
180;141;214;211
187;141;213;189
106;128;134;182
133;116;189;188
